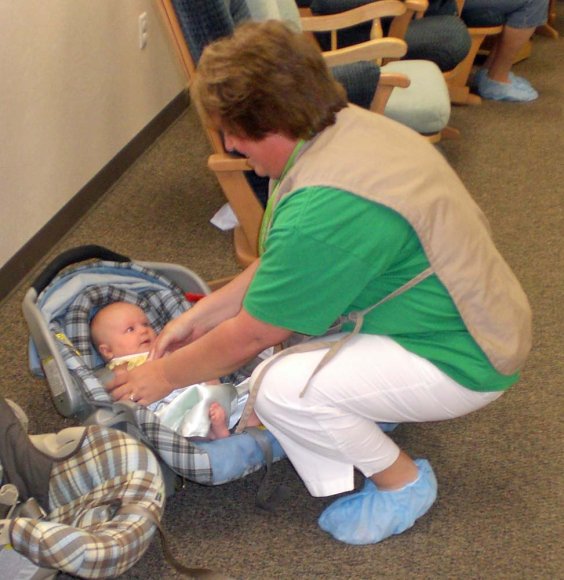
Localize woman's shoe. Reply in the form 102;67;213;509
318;458;437;545
377;422;399;433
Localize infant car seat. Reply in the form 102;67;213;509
23;246;285;491
0;397;165;579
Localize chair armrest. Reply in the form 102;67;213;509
380;71;411;89
388;0;428;38
404;0;429;17
300;1;405;33
371;71;410;112
208;153;253;172
322;37;407;67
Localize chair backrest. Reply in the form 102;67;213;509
158;0;266;265
425;0;459;16
159;0;246;152
171;0;250;63
308;0;471;73
157;0;410;264
458;4;506;28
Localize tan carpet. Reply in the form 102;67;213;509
1;23;562;580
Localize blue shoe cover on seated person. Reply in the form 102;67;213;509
318;458;437;545
476;71;538;102
472;68;534;91
508;72;533;90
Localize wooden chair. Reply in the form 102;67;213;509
299;1;462;143
300;1;473;73
363;1;476;110
296;1;411;111
372;0;460;142
445;0;504;105
157;0;410;266
536;0;559;39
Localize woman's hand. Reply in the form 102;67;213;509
150;260;261;361
149;310;203;360
104;358;173;407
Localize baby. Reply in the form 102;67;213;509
90;301;231;439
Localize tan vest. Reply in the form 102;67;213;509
272;105;532;376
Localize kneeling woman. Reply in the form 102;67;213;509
106;21;532;545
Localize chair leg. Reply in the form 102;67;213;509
446;27;503;106
424;133;441;144
206;275;238;291
233;226;258;267
448;84;483;106
537;0;559;38
536;23;559;39
423;125;461;145
441;126;461;140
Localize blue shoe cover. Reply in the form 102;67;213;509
472;68;534;91
377;422;399;433
508;72;534;90
470;67;487;90
318;458;437;545
476;71;538;102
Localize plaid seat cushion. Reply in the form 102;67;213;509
57;262;189;371
8;426;165;578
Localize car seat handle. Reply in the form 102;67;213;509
31;245;131;293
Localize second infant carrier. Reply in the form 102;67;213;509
22;245;285;490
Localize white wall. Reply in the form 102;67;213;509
0;0;186;269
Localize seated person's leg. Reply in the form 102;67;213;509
466;0;548;101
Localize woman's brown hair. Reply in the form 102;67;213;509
191;20;347;140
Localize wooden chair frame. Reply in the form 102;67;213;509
445;0;504;105
353;0;460;142
299;1;411;112
536;0;559;39
158;0;411;266
158;0;262;266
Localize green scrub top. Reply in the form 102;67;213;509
244;186;518;392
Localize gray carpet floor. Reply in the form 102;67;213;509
0;22;562;580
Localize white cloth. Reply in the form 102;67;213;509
106;352;249;434
210;203;239;231
155;380;249;437
253;333;502;497
245;0;302;29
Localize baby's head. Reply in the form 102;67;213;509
90;302;157;362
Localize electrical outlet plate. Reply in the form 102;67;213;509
138;12;148;49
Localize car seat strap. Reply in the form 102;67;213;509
244;427;290;512
119;503;234;579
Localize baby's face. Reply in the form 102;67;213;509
103;304;157;358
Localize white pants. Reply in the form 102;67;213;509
253;334;502;497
